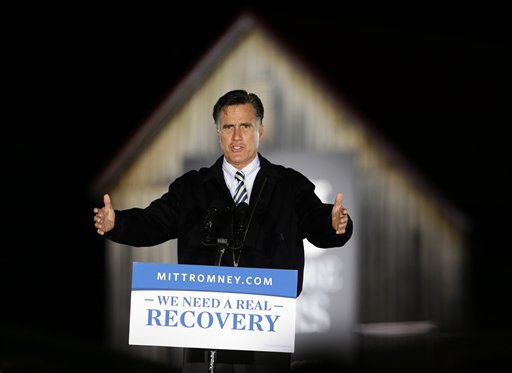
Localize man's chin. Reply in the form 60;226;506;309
228;153;245;162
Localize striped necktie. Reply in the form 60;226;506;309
233;171;248;205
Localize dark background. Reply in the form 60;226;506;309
2;3;511;371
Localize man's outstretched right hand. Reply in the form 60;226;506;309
93;193;116;235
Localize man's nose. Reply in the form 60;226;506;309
232;125;243;138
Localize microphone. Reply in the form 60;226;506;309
233;202;250;246
201;206;219;233
201;200;228;234
202;205;219;233
201;200;232;246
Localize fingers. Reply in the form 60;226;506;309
333;192;348;234
93;194;112;235
335;211;349;234
93;209;104;234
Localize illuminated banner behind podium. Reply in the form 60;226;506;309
129;262;298;353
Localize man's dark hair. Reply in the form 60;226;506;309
212;89;264;124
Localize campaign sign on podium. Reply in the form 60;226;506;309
129;262;298;352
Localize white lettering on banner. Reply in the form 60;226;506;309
156;272;273;286
296;255;343;333
296;292;330;332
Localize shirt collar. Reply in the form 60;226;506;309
222;155;260;180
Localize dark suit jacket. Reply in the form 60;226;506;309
106;153;353;295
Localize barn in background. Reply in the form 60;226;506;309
92;13;469;370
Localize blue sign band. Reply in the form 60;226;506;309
132;262;297;298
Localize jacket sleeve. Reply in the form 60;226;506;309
295;173;353;248
104;185;181;247
304;203;353;248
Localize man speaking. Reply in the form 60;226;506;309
93;89;353;372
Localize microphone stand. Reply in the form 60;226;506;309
209;238;230;373
203;182;266;372
201;199;255;373
206;241;243;372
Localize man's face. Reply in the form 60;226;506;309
217;103;264;169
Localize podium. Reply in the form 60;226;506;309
129;262;298;353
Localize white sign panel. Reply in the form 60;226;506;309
129;262;298;353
